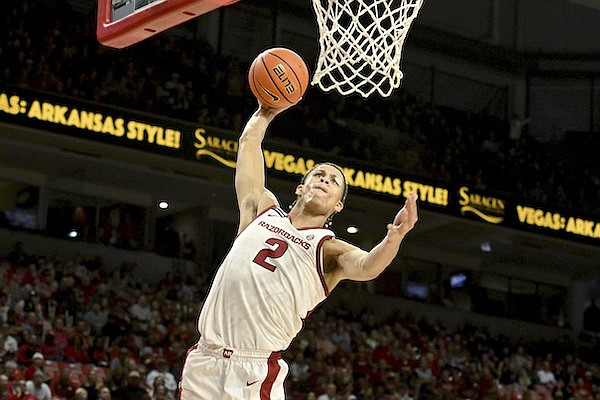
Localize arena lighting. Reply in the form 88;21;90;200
346;225;359;234
158;200;170;210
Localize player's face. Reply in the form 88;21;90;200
296;165;345;214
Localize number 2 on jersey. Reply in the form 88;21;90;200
253;238;288;272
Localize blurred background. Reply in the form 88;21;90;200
2;0;600;399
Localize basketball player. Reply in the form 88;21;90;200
179;105;419;399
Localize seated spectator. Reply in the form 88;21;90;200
63;335;91;364
12;379;36;400
0;374;14;400
89;337;110;367
1;331;19;359
537;360;556;387
50;367;76;400
3;360;23;387
111;370;149;400
316;382;337;400
154;218;180;258
25;370;51;400
6;242;30;267
23;352;45;381
83;302;108;336
179;233;197;262
149;382;173;400
48;316;70;355
116;211;141;250
80;367;105;400
290;352;311;382
145;359;176;394
34;269;58;301
98;386;112;400
413;356;436;399
75;387;89;400
129;295;151;327
40;333;60;361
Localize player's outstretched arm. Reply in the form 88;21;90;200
324;193;419;287
235;106;286;232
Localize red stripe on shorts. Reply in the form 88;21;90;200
260;353;281;400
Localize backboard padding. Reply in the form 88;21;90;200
97;0;241;49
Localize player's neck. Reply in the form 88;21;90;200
288;205;327;229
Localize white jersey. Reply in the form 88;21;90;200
198;205;335;352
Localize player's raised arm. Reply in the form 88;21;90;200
323;193;419;288
234;106;281;233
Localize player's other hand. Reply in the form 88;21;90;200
387;192;418;238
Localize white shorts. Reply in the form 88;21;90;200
179;340;288;400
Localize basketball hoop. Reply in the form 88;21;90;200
311;0;425;98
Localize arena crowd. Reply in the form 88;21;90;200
2;1;600;399
1;245;600;400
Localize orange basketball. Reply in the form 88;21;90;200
248;47;310;109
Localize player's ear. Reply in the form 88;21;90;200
334;200;344;213
295;184;304;196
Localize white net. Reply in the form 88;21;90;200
311;0;425;98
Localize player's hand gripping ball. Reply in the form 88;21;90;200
248;47;310;109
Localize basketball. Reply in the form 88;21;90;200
248;47;310;109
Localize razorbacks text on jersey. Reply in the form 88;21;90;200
198;205;335;352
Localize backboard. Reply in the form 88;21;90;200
97;0;241;49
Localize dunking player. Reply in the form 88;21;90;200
179;105;419;399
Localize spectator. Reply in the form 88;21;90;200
179;233;197;262
25;370;51;400
116;211;141;250
23;352;44;381
111;370;149;400
537;360;557;387
145;359;176;394
98;386;112;400
63;335;91;364
83;302;108;336
154;218;180;258
290;352;311;382
50;367;75;400
149;382;174;400
6;242;29;267
34;269;58;301
0;374;14;400
17;329;41;365
396;382;414;400
315;330;337;356
316;383;337;400
413;356;436;399
48;316;70;354
129;295;151;328
583;299;600;333
12;379;36;400
1;332;19;358
80;368;104;400
3;361;23;388
40;332;59;361
75;387;89;400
